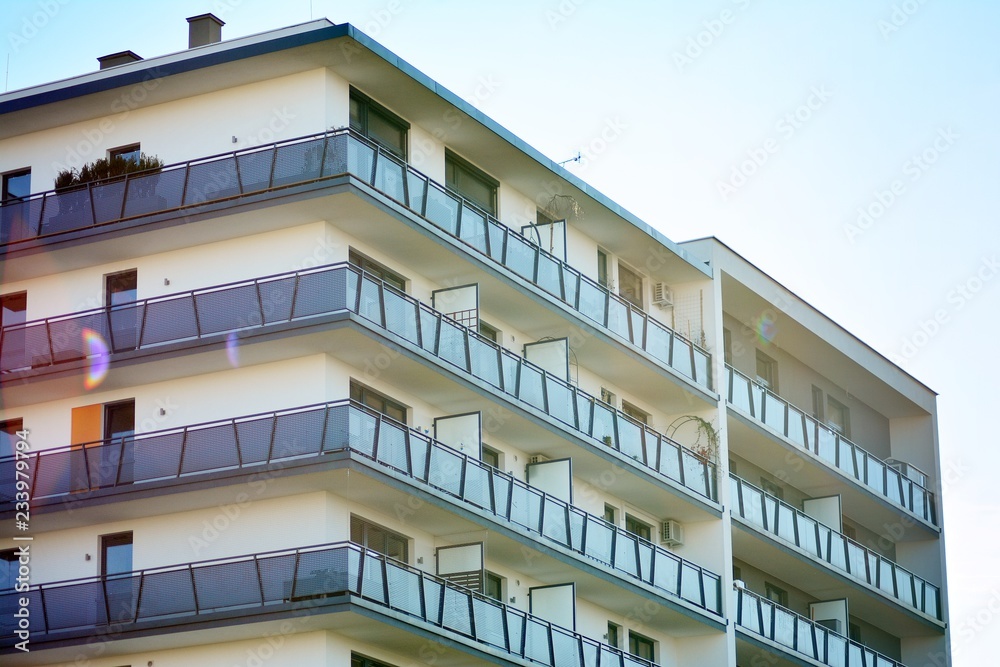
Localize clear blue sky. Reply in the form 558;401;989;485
4;1;998;663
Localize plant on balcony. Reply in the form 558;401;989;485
54;153;164;191
667;415;719;465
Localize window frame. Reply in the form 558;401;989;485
349;249;407;292
723;328;733;364
811;385;824;421
1;169;31;202
627;630;655;661
1;419;24;460
350;381;407;424
597;249;610;287
607;621;622;648
482;445;501;469
755;349;778;392
109;144;141;164
352;653;398;667
445;149;498;217
621;401;649;426
349;87;409;160
478;320;500;343
485;571;504;602
616;261;644;310
101;531;134;577
764;581;789;607
624;513;652;541
350;515;409;563
827;396;851;438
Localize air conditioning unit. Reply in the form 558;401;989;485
660;519;684;547
528;454;550;465
733;579;746;590
885;459;929;487
652;283;674;307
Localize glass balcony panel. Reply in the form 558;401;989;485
347;137;375;183
256;551;299;601
422;577;444;625
375;419;409;472
672;337;694;380
878;560;896;596
141;298;197;346
180;423;239;474
728;370;752;413
816;424;838;466
568;509;586;551
89;180;125;223
895;568;914;607
615;532;640;576
236;149;274;193
1;198;42;243
607;298;630;340
652;551;680;597
42;580;107;630
405;169;427;212
272;138;325;187
257;275;296;324
235;416;277;464
524;617;553;664
473;596;508;649
40;188;93;235
537;253;563;300
762;393;786;433
185;157;240;206
436;318;469;371
703;572;721;613
646;322;672;366
561;266;579;306
505;608;525;656
742;485;767;528
827;632;848;667
693;347;710;387
508;483;534;530
501;353;520;398
408;433;430;480
505;234;537;282
575;394;592;434
360;552;387;602
657;439;683;482
749;383;765;420
786;406;807;447
583;517;614;565
292;267;350;321
553;629;581;667
629;309;645;345
773;607;796;647
680;562;703;607
577;280;606;326
799;619;818;657
429;445;463;497
617;418;645;463
487;220;507;263
463;461;492;510
866;457;886;495
137;568;196;620
441;582;475;635
345;407;377;456
419;307;439;354
193;559;260;611
459;205;489;253
542;496;570;543
885;468;903;505
636;541;654;581
194;284;257;335
544;377;575;426
592;402;617;448
491;474;513;521
386;565;422;617
518;364;546;409
763;495;778;532
680;451;709;498
425;183;460;235
374;154;406;203
599;646;622;667
796;514;819;557
383;288;420;342
776;504;797;544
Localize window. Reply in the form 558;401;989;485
482;445;500;469
350;381;407;423
764;582;788;607
811;386;824;420
1;419;23;459
109;144;140;164
1;293;27;370
760;478;784;501
843;522;857;541
628;631;655;661
607;622;621;648
106;270;137;307
104;400;135;442
478;320;500;343
485;571;504;602
728;458;737;476
1;169;30;202
755;349;778;392
617;263;643;309
733;565;742;582
1;549;19;590
723;328;733;364
597;249;609;287
101;532;133;577
621;401;649;426
603;504;617;525
351;515;408;562
349;249;406;292
106;270;138;352
600;387;616;406
445;150;498;216
827;396;850;438
625;514;652;541
849;622;862;642
350;88;409;159
352;654;397;667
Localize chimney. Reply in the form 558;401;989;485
187;13;225;48
97;50;143;70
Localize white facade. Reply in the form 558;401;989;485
0;15;948;667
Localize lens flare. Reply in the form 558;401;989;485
226;331;240;367
756;314;777;345
82;328;109;389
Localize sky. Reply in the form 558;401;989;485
3;0;998;664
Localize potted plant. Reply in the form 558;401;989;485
53;153;165;222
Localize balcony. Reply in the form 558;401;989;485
0;541;659;667
0;129;712;391
724;365;935;527
730;475;941;624
733;585;906;667
0;262;719;505
0;400;723;620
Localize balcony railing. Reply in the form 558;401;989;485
733;585;906;667
0;541;657;667
0;262;718;503
724;365;935;526
0;129;711;390
730;475;940;620
0;400;722;617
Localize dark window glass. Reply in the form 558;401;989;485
106;270;137;307
765;581;788;607
603;504;617;524
625;514;651;541
349;89;408;159
827;397;850;437
760;478;784;501
622;401;648;425
352;654;397;667
482;445;500;469
617;263;643;309
349;250;406;292
110;144;140;164
1;419;23;459
0;550;18;591
755;349;778;392
485;572;503;601
445;150;497;216
2;170;31;202
597;250;609;287
350;381;407;423
1;293;27;371
104;401;135;441
628;631;654;661
478;321;499;342
607;622;621;648
351;515;408;562
723;328;733;364
811;386;824;420
101;532;133;576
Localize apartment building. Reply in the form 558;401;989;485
0;14;948;667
